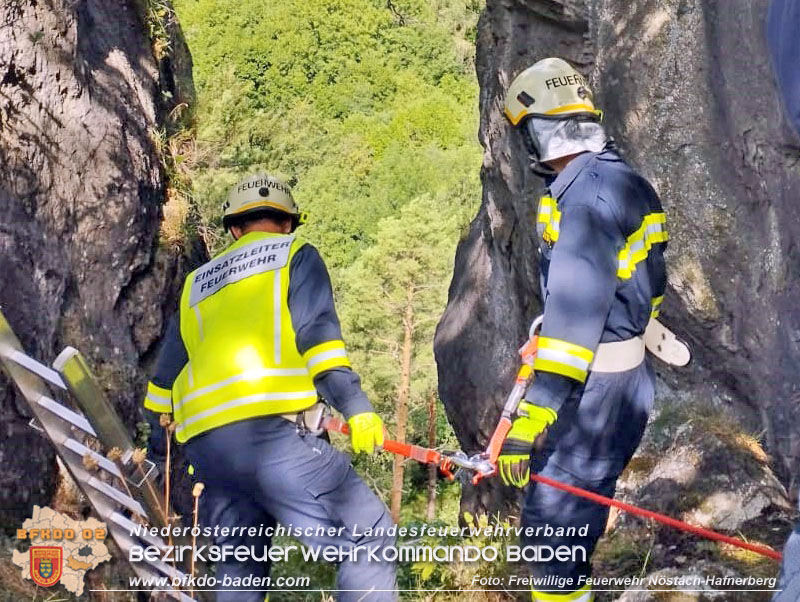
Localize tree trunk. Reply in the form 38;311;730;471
426;389;437;521
0;0;198;526
434;0;800;515
390;284;414;523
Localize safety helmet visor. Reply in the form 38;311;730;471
522;118;543;157
521;117;608;176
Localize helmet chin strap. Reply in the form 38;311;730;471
529;155;557;177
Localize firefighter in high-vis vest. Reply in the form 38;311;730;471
498;58;668;601
142;173;397;602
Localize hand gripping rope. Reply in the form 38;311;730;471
323;316;783;562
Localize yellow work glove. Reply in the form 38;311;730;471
347;412;385;454
497;402;557;488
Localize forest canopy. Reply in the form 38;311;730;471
172;0;485;524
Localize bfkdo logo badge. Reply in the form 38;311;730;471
30;546;62;587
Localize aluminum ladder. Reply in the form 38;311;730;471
0;308;198;601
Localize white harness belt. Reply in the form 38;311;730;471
588;319;691;373
590;337;646;373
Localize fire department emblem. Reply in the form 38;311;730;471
30;546;62;587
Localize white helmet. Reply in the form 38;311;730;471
504;57;601;126
222;173;307;231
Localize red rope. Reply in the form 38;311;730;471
530;473;783;562
324;415;783;562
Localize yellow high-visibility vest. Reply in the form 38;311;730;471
169;231;348;442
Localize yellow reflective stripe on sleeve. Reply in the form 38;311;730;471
537;196;555;224
650;295;664;318
144;381;172;412
537;196;561;243
532;583;593;601
533;337;594;383
617;212;668;279
302;340;351;378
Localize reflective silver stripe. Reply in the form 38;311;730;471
193;305;204;340
146;390;170;404
645;222;663;236
145;394;171;409
306;348;348;370
177;390;318;430
274;273;282;365
173;367;310;411
536;348;591;372
628;238;646;255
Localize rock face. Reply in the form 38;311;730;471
435;0;800;516
0;0;195;528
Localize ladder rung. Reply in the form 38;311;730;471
109;512;168;550
100;528;197;601
1;312;196;601
85;476;146;516
36;395;97;436
150;558;190;581
62;438;122;478
4;349;67;389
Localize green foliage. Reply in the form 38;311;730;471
175;4;486;587
339;191;473;405
141;0;178;61
175;0;483;498
174;0;483;260
405;512;514;600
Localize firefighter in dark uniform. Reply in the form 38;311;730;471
498;58;668;601
142;173;397;602
768;4;800;597
768;0;800;141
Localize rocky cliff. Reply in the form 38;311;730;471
0;0;196;528
435;0;800;516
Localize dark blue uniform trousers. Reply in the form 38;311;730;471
522;361;654;591
185;417;397;601
774;492;800;602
